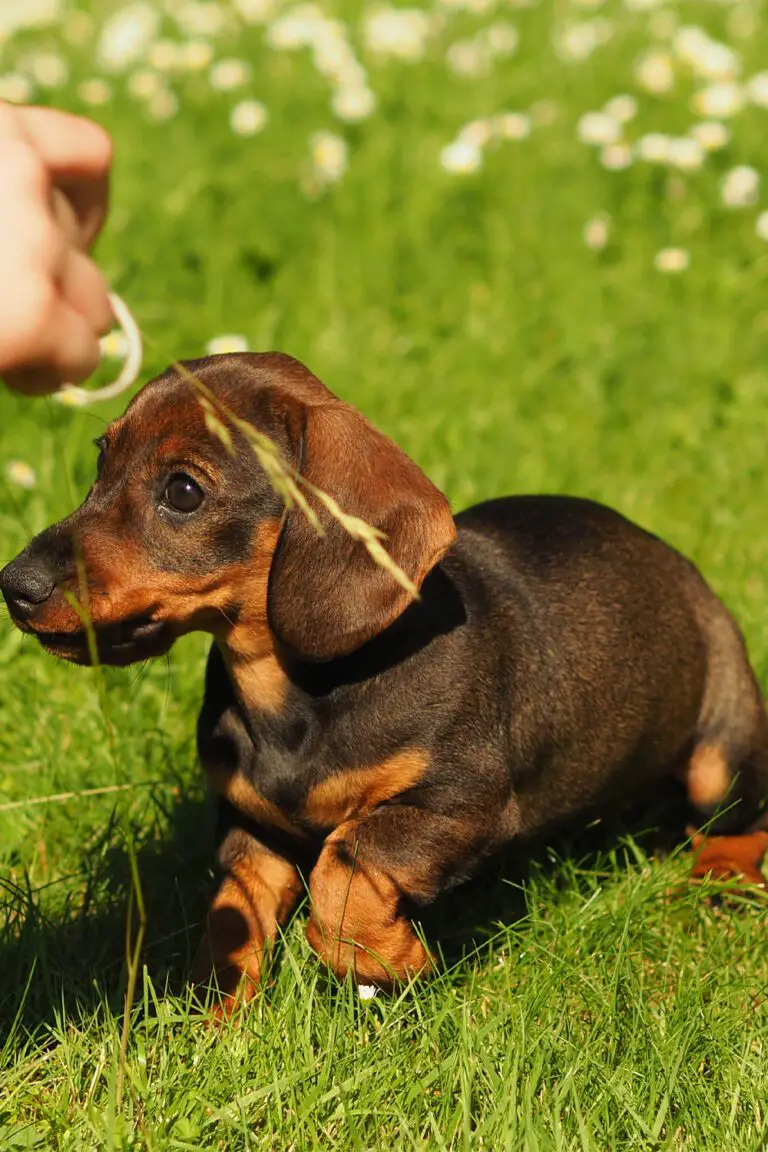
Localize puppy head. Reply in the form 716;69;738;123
0;353;456;666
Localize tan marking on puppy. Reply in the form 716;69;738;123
191;844;303;1012
24;532;240;638
76;519;282;639
690;829;768;890
207;519;288;716
219;651;288;715
22;513;290;713
206;767;307;839
306;822;432;986
303;749;429;829
686;744;732;812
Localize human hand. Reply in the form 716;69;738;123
0;103;114;396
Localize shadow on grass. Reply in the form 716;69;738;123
0;786;215;1041
421;780;693;974
0;779;693;1040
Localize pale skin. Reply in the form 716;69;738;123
0;103;114;396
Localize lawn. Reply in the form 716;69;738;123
2;0;768;1147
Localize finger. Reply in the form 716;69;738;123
57;245;114;337
1;364;63;397
18;107;112;250
51;186;82;247
16;106;113;181
31;293;103;384
0;100;33;144
56;172;110;250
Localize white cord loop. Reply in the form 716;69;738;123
54;292;142;407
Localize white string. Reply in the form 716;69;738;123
54;292;142;407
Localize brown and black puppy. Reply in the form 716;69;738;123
2;352;767;1007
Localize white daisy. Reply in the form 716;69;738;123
97;3;161;72
756;211;768;242
0;0;61;35
127;69;164;100
234;0;279;22
331;85;376;123
494;112;531;141
635;50;675;95
667;136;704;172
209;58;250;91
673;26;709;65
78;78;113;106
362;8;431;62
267;11;321;51
206;334;250;355
600;142;632;170
4;460;37;490
604;94;637;123
583;215;610;250
577;111;620;146
721;165;759;208
654;247;690;272
674;27;739;81
0;73;34;103
310;130;348;183
440;139;482;174
21;51;68;88
445;38;491;77
635;133;673;163
458;118;494;148
100;330;130;359
230;99;268;136
689;120;729;152
484;22;519;57
179;41;214;72
691;82;744;118
746;72;768;109
313;34;357;81
148;40;183;72
175;1;228;38
555;23;599;63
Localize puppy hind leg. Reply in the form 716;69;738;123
684;724;768;890
687;589;768;834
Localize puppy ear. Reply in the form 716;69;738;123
267;400;456;662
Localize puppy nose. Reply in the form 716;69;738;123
0;558;56;619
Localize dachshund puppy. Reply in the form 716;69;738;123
2;352;767;1007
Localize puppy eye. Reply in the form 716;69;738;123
164;473;204;514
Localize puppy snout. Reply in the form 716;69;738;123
0;556;57;620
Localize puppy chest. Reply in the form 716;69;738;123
201;728;429;836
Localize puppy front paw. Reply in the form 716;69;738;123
190;903;266;1018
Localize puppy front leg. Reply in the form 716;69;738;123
306;806;480;989
191;817;303;1012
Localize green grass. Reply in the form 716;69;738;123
2;0;768;1147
